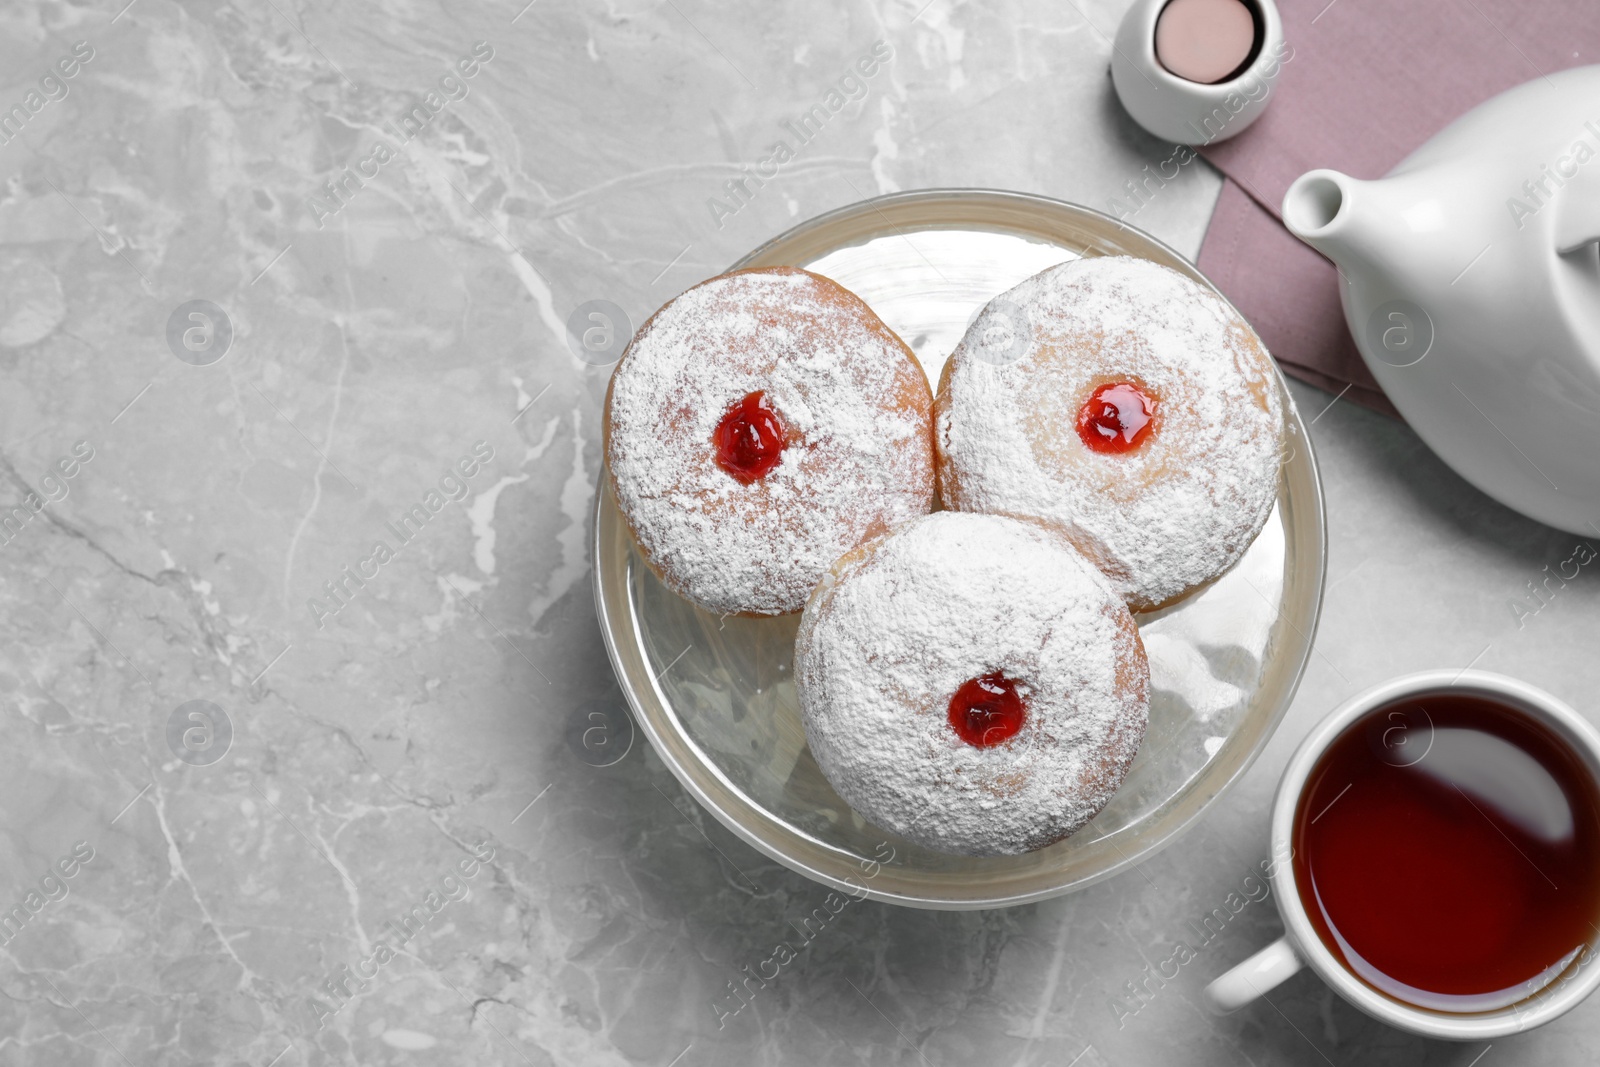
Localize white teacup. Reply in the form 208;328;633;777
1204;670;1600;1039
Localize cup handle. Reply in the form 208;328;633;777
1204;936;1304;1014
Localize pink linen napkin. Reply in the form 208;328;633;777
1195;0;1600;417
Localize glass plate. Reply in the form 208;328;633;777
592;189;1326;909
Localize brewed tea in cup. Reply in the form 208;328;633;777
1207;671;1600;1039
1293;691;1600;1012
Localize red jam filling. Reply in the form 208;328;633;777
1076;382;1157;453
713;390;786;483
948;672;1027;748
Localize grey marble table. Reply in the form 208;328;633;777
0;1;1594;1064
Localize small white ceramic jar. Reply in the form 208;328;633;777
1111;0;1288;146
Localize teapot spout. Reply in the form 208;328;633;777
1282;169;1381;273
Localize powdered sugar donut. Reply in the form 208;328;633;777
604;267;936;616
795;512;1150;857
935;256;1284;611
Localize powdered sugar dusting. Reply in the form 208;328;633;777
937;256;1284;610
606;267;935;615
795;512;1150;857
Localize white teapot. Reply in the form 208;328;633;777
1282;65;1600;535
